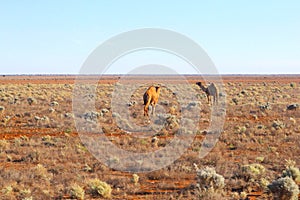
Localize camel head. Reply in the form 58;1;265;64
196;82;203;87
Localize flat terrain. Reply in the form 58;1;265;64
0;75;300;199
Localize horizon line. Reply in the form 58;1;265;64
1;73;300;77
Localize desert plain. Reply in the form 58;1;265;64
0;75;300;199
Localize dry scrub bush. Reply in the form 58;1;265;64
268;177;299;200
132;174;139;185
18;188;32;200
272;120;285;130
155;114;179;130
32;164;52;181
82;111;102;122
237;163;269;192
27;97;37;105
50;101;59;106
87;178;112;198
282;159;300;184
1;185;14;198
69;183;85;200
195;165;225;192
239;163;265;181
283;167;300;184
194;165;225;199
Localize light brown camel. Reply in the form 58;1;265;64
143;86;161;117
196;82;218;105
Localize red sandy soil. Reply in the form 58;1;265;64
0;74;299;199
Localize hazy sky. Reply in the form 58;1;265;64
0;1;300;74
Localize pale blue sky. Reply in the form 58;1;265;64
0;1;299;74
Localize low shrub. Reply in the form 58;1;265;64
239;163;265;181
69;183;84;200
282;159;300;184
87;178;112;198
196;166;225;192
268;177;299;200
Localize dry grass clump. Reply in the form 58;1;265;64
87;178;112;198
132;174;139;185
0;182;33;200
32;164;52;181
0;140;9;152
69;183;85;200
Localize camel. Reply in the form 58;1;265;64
143;86;161;117
196;82;218;105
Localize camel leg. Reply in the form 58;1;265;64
144;105;148;116
144;100;151;117
152;104;156;115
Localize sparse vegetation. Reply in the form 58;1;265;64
0;75;299;199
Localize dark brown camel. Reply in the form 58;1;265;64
196;82;218;105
